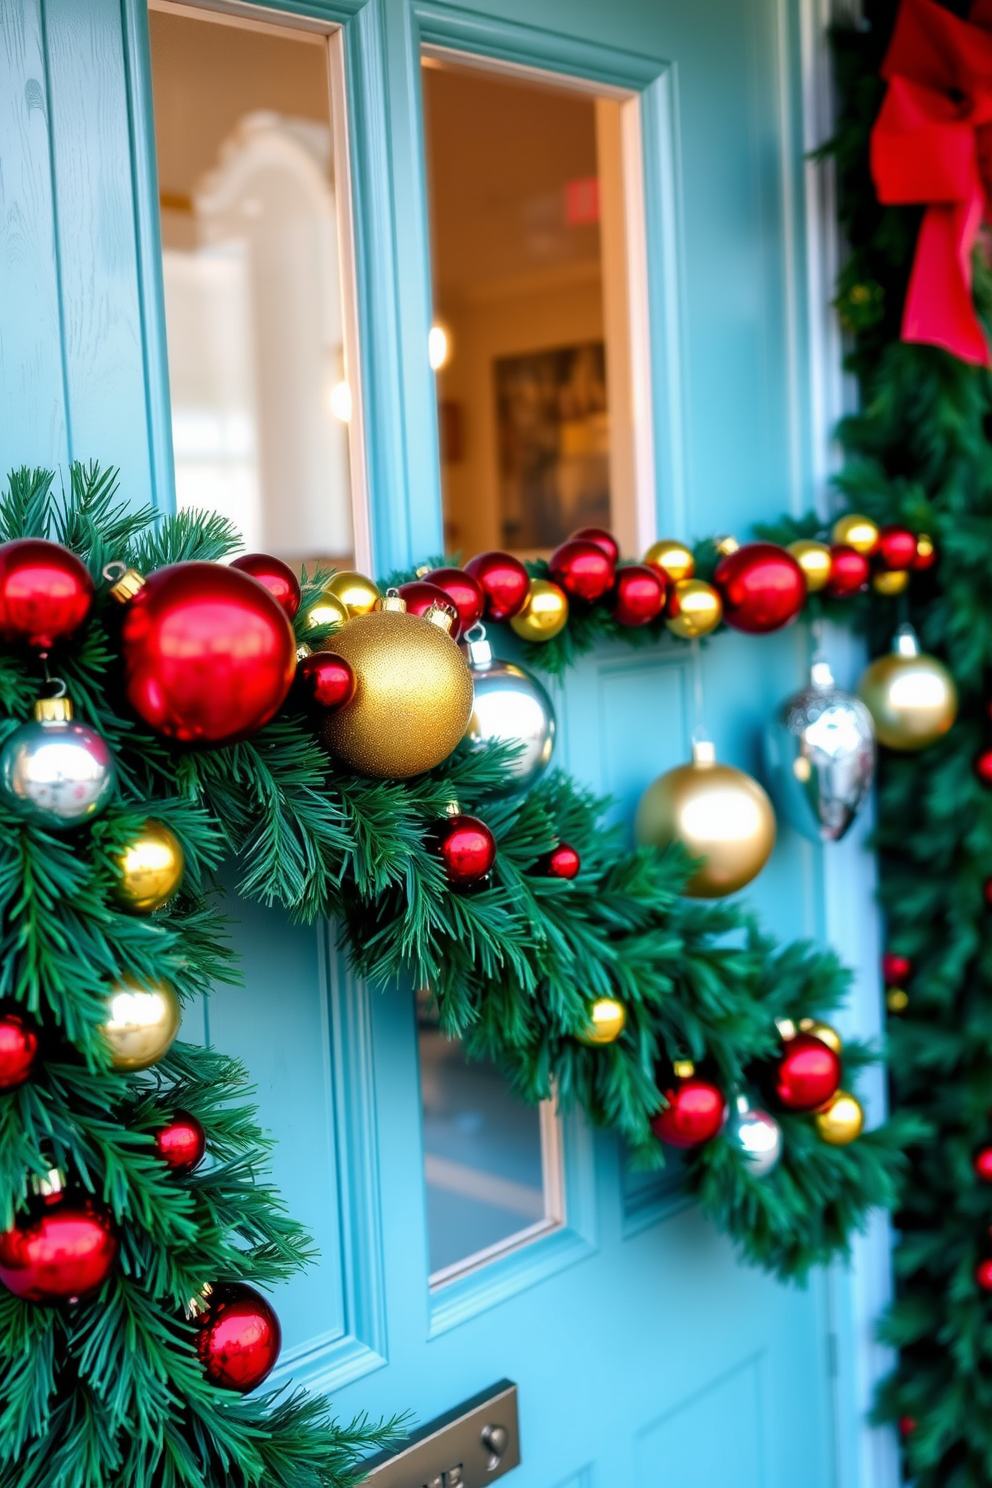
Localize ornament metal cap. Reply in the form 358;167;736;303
894;623;921;657
775;1017;797;1040
810;659;835;689
34;694;73;723
31;1167;66;1198
295;642;312;662
382;588;407;613
691;738;716;766
462;623;493;667
103;562;146;604
424;602;456;634
715;535;740;556
673;1059;695;1079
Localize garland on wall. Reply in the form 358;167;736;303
0;454;919;1488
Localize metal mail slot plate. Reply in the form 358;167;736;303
360;1380;520;1488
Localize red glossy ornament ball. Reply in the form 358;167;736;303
898;1417;917;1438
120;563;296;745
423;567;485;631
612;564;667;627
549;539;615;603
651;1075;726;1148
537;843;581;879
0;538;93;652
569;526;620;565
230;554;301;618
297;651;356;711
0;1007;39;1090
976;1258;992;1291
436;814;496;887
195;1282;282;1392
154;1112;207;1175
713;542;806;634
882;952;911;986
773;1032;841;1112
825;544;870;597
397;581;460;635
0;1192;118;1304
464;552;530;622
974;1147;992;1181
984;878;992;909
875;525;918;572
975;749;992;786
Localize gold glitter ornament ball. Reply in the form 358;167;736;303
322;603;474;778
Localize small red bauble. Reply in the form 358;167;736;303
297;651;356;711
773;1032;841;1112
976;1258;992;1291
882;952;911;986
985;878;992;909
537;843;581;879
875;525;918;572
611;564;667;627
435;814;496;888
119;563;296;745
549;540;615;603
825;544;870;597
464;552;530;622
154;1112;207;1175
0;1191;118;1304
230;554;301;619
0;538;93;652
713;542;806;634
975;749;992;786
195;1282;282;1392
898;1417;917;1438
423;567;485;631
651;1075;727;1148
974;1147;992;1181
0;1007;39;1090
569;526;620;565
397;581;460;635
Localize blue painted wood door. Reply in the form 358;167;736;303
0;1;895;1485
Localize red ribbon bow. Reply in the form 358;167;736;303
871;0;992;365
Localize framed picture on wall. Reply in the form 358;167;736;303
494;341;610;550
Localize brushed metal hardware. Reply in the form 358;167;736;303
361;1380;519;1488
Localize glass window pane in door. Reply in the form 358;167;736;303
149;6;355;568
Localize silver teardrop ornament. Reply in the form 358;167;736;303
764;660;875;843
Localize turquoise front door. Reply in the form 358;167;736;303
0;1;895;1484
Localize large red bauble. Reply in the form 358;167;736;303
537;843;581;879
570;526;620;565
423;567;485;632
464;552;530;621
549;540;615;603
882;952;911;986
651;1075;726;1148
120;563;296;745
0;1192;118;1304
875;525;918;572
0;1007;39;1089
435;814;496;887
195;1282;282;1392
297;651;356;711
713;542;806;634
974;1147;992;1181
397;581;460;635
773;1033;841;1112
611;564;667;627
154;1112;207;1175
825;544;870;597
230;554;301;618
0;538;93;651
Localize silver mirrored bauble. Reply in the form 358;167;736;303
461;626;555;793
726;1093;782;1177
0;710;116;829
764;660;875;843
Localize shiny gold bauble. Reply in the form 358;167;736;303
322;608;474;777
798;1018;843;1055
510;578;569;642
815;1089;864;1145
644;539;694;583
303;591;348;631
857;625;957;750
578;997;627;1045
635;740;776;898
665;579;722;639
872;568;910;596
324;570;382;619
113;820;185;913
101;977;181;1070
788;539;833;593
831;513;879;555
